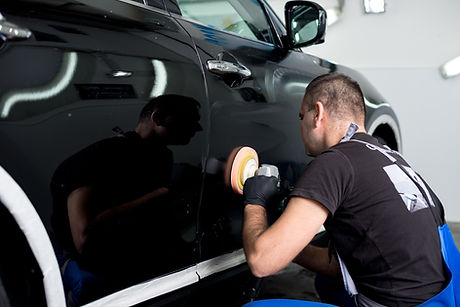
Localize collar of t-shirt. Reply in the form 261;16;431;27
347;132;380;147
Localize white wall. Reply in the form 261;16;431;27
269;0;460;221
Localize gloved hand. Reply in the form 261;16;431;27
243;175;279;208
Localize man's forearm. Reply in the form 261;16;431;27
242;204;269;277
242;205;268;253
241;197;329;278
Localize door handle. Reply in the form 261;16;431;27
0;12;32;41
206;60;252;79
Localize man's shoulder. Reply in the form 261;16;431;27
317;145;352;165
306;147;354;179
54;134;130;172
80;132;141;156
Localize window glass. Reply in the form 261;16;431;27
176;0;274;44
265;2;286;37
146;0;166;10
126;0;165;10
164;0;182;15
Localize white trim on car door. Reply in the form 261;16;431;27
0;166;66;307
84;249;246;307
0;166;247;307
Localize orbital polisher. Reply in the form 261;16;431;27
224;146;279;195
224;146;285;301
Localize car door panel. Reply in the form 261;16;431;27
171;1;401;269
170;2;331;262
0;1;208;303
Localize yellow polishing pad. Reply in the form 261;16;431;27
225;146;259;195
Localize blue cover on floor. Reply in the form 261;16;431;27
243;299;337;307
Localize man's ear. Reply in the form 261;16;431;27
314;101;326;127
150;111;164;126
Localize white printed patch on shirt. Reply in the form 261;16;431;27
383;164;429;213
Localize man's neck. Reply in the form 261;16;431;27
326;121;367;149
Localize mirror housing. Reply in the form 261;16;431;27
285;1;327;49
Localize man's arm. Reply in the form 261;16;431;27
67;186;168;253
243;196;329;277
294;245;341;279
67;186;93;254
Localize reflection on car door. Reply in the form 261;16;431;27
171;0;330;262
0;1;207;304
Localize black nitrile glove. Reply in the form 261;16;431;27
243;175;279;208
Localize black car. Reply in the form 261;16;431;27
0;0;401;306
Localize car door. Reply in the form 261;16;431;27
167;0;331;263
0;0;208;304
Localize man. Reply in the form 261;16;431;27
51;94;202;303
242;73;446;306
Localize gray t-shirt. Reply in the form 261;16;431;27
291;133;446;306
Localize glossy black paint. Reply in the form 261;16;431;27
0;1;208;302
0;0;401;305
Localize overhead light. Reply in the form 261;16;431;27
440;56;460;79
150;59;167;97
0;52;77;118
364;0;386;14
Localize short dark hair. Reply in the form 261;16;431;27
304;73;365;122
139;94;201;123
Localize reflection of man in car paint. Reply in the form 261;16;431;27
50;94;202;304
242;73;446;306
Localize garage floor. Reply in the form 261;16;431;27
257;222;460;302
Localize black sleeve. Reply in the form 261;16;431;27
421;175;446;225
289;149;354;215
52;138;118;197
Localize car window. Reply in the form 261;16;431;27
175;0;274;44
125;0;164;9
264;1;286;37
145;0;166;10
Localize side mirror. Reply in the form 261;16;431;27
285;1;327;49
